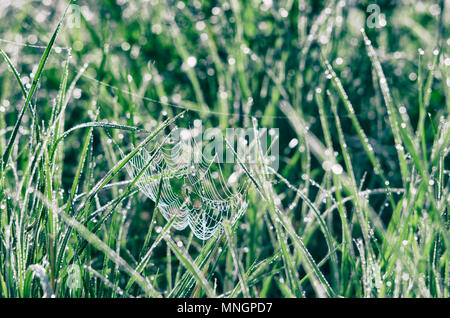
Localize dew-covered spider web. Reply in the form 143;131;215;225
123;128;248;240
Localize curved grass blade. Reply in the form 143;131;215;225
50;122;152;161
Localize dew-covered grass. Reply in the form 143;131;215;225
0;0;448;298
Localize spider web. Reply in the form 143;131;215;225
124;129;248;240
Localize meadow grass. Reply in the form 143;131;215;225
0;0;448;298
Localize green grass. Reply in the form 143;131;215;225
0;0;448;298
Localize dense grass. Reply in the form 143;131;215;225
0;0;448;298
